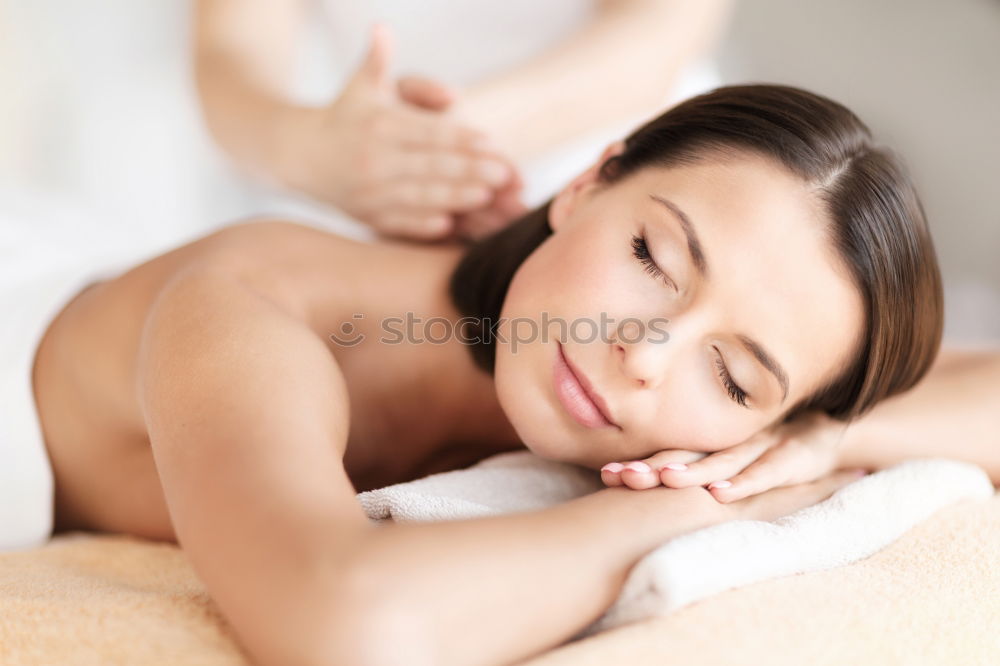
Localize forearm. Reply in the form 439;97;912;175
192;0;307;179
839;345;1000;483
457;0;732;161
346;484;718;666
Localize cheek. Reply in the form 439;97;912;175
492;343;584;463
643;361;767;453
511;222;628;317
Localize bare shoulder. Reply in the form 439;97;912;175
37;219;372;425
87;219;374;325
160;220;447;317
37;219;369;538
160;219;369;287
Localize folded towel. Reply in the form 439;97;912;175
356;452;994;637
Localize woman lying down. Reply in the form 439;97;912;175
10;85;1000;665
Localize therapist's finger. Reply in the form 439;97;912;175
397;75;456;111
454;207;509;241
377;105;492;152
381;149;512;187
369;211;454;241
370;179;494;212
454;188;528;240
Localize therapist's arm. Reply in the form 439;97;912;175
455;0;734;162
193;1;518;240
192;0;308;181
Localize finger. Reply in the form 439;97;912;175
397;75;456;111
618;460;663;490
373;179;494;212
487;178;528;222
657;437;772;489
356;23;394;92
381;105;492;152
603;450;705;490
454;208;511;241
639;449;710;473
600;462;626;487
452;185;528;240
369;211;454;241
383;149;511;187
734;468;866;522
494;188;528;219
708;444;807;503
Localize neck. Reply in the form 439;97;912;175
395;241;525;456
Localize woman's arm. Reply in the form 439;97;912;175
136;223;853;666
137;257;715;665
838;345;1000;482
455;0;734;162
135;231;703;665
138;260;380;666
342;470;857;666
349;485;721;666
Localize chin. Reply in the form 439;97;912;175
521;437;571;463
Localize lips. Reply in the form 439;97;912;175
553;342;620;429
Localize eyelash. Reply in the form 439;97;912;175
630;233;673;289
714;354;750;408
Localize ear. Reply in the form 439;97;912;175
549;141;626;232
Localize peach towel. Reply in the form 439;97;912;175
0;486;997;664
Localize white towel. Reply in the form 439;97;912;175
355;452;995;637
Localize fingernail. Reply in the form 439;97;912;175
659;463;688;472
601;462;625;473
623;461;652;473
707;480;732;489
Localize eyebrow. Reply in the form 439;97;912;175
737;334;790;402
649;193;789;403
649;194;708;277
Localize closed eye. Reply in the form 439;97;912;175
630;233;678;291
713;347;750;408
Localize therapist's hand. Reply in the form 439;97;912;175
276;24;521;240
396;73;528;241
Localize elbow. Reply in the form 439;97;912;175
238;568;433;666
315;566;439;666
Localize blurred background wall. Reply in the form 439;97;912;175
1;0;997;338
716;0;1000;340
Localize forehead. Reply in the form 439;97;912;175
613;154;865;398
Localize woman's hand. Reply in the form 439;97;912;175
720;467;867;523
600;411;855;503
276;25;523;241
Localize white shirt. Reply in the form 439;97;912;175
1;1;718;246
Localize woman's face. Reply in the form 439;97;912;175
493;148;864;470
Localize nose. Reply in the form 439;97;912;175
612;318;675;390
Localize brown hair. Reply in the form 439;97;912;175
449;84;943;422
